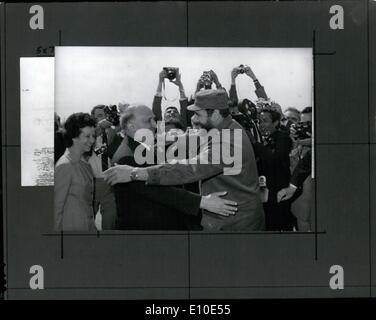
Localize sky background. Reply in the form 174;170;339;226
55;47;313;121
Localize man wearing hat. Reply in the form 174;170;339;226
104;89;265;231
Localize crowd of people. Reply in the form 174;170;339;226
54;65;313;232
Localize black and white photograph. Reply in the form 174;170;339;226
54;46;314;232
1;0;374;303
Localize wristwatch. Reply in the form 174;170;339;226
130;167;139;181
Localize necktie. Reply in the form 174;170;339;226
101;128;108;171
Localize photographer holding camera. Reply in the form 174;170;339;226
228;65;270;147
190;69;225;125
229;65;268;108
253;106;294;231
153;68;189;132
281;107;301;129
277;107;313;231
87;104;119;230
151;68;202;226
288;106;312;171
290;111;312;141
194;69;223;94
227;98;262;147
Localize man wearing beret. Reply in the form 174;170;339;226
104;89;265;231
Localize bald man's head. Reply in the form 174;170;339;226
120;104;156;138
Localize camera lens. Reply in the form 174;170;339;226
167;70;176;80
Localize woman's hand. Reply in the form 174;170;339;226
200;191;238;217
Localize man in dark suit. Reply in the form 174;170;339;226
111;104;238;230
253;107;294;231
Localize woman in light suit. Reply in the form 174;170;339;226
54;113;97;231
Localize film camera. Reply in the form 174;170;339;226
291;121;312;140
236;64;249;74
104;104;120;126
163;67;179;81
200;71;213;88
201;71;212;81
255;98;272;111
94;145;107;156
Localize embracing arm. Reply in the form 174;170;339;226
103;135;243;186
146;162;223;186
104;134;241;187
146;140;227;185
125;182;202;216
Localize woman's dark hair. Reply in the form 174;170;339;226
63;112;96;148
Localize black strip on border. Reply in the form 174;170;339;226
313;30;318;261
367;0;372;298
0;1;5;301
1;2;8;301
